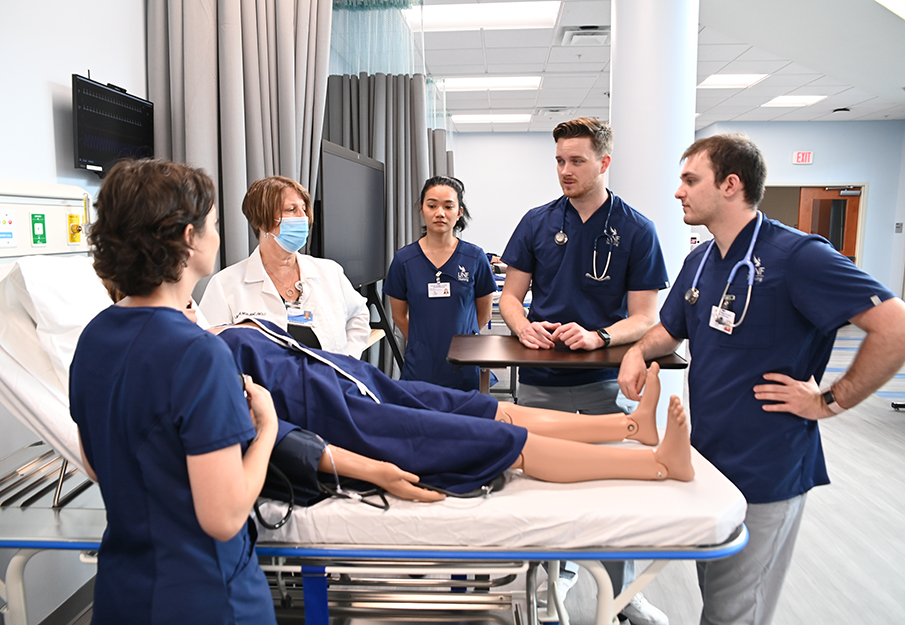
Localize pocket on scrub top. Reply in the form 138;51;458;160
717;285;775;349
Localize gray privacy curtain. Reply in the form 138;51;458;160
323;72;450;371
147;0;332;267
323;72;452;268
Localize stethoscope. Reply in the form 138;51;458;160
554;200;615;282
684;211;764;329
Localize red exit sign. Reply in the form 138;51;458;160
792;151;814;165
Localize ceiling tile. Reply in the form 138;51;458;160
697;43;751;62
536;88;590;106
486;46;550;64
428;63;488;75
719;59;792;74
486;62;548;73
548;45;608;64
546;61;608;73
426;47;486;66
729;107;790;121
560;0;611;27
483;28;556;48
423;30;484;50
541;74;598;89
697;26;745;45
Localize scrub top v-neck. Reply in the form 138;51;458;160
384;238;497;390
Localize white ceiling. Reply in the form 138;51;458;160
414;0;905;133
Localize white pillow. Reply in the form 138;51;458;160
10;256;112;393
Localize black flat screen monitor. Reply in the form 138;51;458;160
317;141;387;288
72;74;154;175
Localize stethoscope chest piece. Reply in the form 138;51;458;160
685;287;700;305
554;230;568;246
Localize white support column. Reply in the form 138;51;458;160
608;0;700;424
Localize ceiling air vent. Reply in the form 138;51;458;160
560;25;610;46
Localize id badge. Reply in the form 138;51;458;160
428;282;451;298
709;305;735;335
287;302;316;326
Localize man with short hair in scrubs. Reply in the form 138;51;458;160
619;134;905;625
499;117;670;625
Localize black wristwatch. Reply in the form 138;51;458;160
596;328;612;348
821;387;844;414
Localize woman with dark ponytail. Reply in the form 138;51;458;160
384;176;497;391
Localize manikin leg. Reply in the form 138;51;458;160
515;394;695;483
496;362;662;446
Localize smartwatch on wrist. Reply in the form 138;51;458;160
596;328;611;348
821;387;845;415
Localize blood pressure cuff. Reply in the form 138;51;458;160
261;427;329;507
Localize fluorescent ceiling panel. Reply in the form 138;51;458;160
698;74;770;89
405;1;561;32
761;95;828;107
443;76;542;91
452;114;533;123
876;0;905;20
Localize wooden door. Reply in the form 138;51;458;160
798;187;861;260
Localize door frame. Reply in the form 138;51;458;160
765;182;869;268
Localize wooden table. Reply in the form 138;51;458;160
448;334;687;394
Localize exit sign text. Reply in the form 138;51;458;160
792;151;813;165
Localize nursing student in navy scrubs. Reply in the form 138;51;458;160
384;176;497;390
69;159;279;625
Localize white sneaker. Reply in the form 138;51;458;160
620;593;668;625
553;563;579;600
537;560;580;602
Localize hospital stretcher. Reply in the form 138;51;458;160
0;256;749;624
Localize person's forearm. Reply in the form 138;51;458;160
499;293;529;335
605;289;659;347
603;313;658;347
831;299;905;409
242;421;278;495
627;323;682;361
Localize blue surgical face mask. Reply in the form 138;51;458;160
274;216;309;253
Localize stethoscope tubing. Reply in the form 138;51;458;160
555;199;616;282
685;211;764;329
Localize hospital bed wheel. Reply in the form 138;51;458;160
280;593;294;609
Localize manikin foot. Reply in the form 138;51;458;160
653;395;695;482
626;362;661;446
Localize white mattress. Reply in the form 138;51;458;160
257;447;746;550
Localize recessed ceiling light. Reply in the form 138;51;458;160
875;0;905;20
761;95;828;107
697;74;769;89
451;114;533;124
404;1;561;32
443;77;542;92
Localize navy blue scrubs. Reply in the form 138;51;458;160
384;239;497;391
219;321;526;494
660;217;896;503
502;193;669;386
70;306;276;625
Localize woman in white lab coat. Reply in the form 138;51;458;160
200;176;370;358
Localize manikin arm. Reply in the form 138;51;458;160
320;445;445;502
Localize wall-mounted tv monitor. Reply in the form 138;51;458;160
72;74;154;176
315;141;387;289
